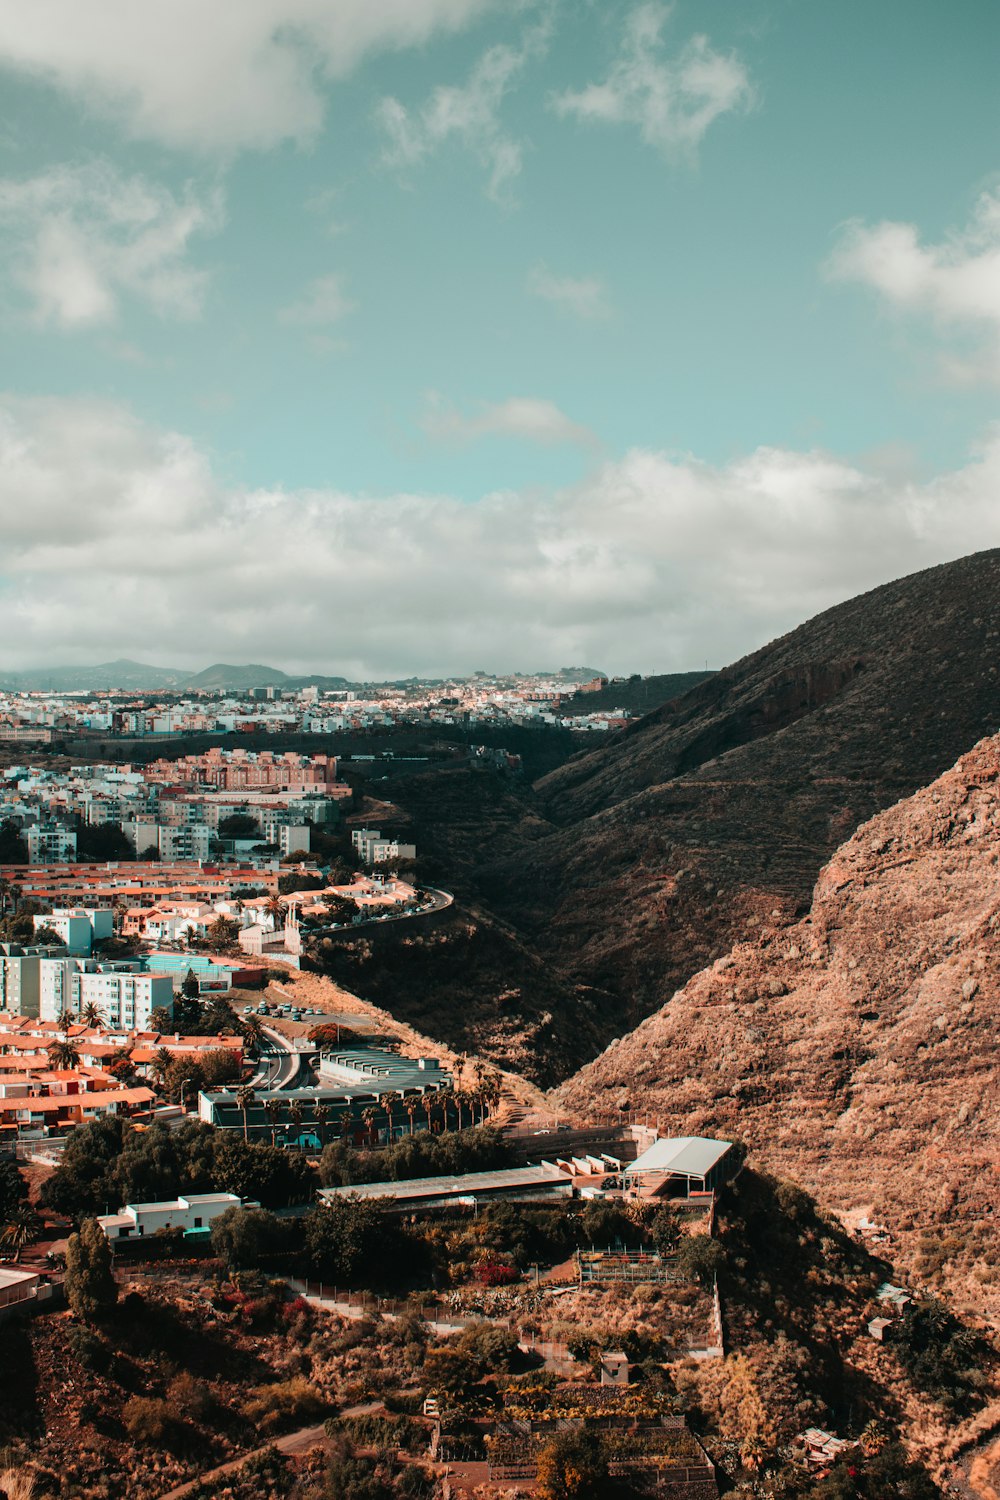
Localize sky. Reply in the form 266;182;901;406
1;0;1000;678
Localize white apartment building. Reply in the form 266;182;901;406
0;953;42;1017
39;959;174;1028
32;908;114;956
25;823;77;863
352;829;417;866
158;824;211;862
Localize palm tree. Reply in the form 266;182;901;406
453;1089;466;1131
339;1106;356;1145
263;1098;282;1146
151;1046;174;1087
241;1013;263;1058
378;1091;397;1144
361;1105;378;1145
404;1096;419;1136
235;1084;256;1142
56;1009;75;1033
0;1205;42;1264
288;1099;305;1150
436;1088;454;1135
46;1039;79;1071
313;1102;331;1147
422;1091;437;1135
81;1001;104;1029
264;894;284;928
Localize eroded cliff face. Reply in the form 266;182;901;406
476;548;1000;1051
555;735;1000;1320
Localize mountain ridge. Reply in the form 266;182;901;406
466;547;1000;1057
553;732;1000;1325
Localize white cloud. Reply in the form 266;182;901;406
3;395;1000;679
0;160;222;328
553;2;753;157
0;0;495;154
527;263;611;320
421;393;598;449
279;273;355;326
827;188;1000;381
377;17;551;201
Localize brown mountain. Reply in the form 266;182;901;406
554;733;1000;1327
473;547;1000;1054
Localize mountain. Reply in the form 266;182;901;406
182;663;348;691
0;659;349;692
554;733;1000;1325
558;669;714;717
0;658;187;691
467;548;1000;1054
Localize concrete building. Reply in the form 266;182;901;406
97;1192;249;1241
158;823;211;862
351;828;416;866
39;959;174;1028
0;952;43;1017
32;908;114;956
200;1047;452;1143
25;823;77;863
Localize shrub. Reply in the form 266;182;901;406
166;1372;215;1422
476;1261;520;1288
122;1395;173;1444
241;1377;326;1435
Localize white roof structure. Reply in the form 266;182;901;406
623;1136;733;1179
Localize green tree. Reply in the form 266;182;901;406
535;1429;609;1500
675;1233;726;1285
65;1218;118;1322
0;819;28;864
181;968;201;1001
210;1205;289;1270
0;1158;27;1221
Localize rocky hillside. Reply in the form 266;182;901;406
555;734;1000;1325
476;548;1000;1045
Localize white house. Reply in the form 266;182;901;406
39;959;174;1028
97;1192;251;1241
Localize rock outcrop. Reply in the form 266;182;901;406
555;735;1000;1319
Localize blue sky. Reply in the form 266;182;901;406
1;0;999;676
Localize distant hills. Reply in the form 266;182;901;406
0;658;350;693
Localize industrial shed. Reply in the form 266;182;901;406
317;1163;573;1213
622;1137;735;1197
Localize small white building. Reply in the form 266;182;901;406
97;1192;250;1242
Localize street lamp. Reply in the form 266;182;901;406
178;1076;192;1112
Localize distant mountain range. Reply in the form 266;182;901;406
0;659;611;694
0;658;351;693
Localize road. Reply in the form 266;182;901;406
252;1025;318;1092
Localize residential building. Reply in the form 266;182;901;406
39;960;174;1029
97;1192;249;1241
31;907;114;956
25;823;77;863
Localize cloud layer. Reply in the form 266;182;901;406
2;395;1000;679
553;2;754;158
0;161;222;327
0;0;495;154
828;187;1000;381
421;393;597;449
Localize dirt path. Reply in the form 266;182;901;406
156;1421;329;1500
